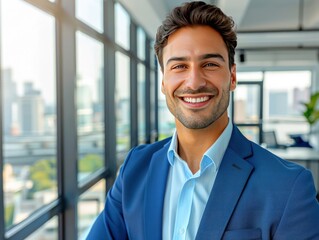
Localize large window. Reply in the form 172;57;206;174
0;0;156;239
78;179;105;238
138;63;146;144
115;3;130;50
263;71;311;144
115;51;131;165
76;31;105;182
158;67;175;140
233;70;311;146
1;0;57;230
233;72;263;143
76;0;104;33
24;217;58;240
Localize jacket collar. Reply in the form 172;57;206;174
143;126;254;240
144;141;170;240
196;125;254;240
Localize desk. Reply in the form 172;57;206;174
269;147;319;192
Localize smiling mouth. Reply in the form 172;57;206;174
182;96;211;103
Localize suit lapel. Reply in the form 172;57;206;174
144;143;170;240
196;126;254;240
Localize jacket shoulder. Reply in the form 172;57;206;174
120;137;171;174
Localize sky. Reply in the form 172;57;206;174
1;0;104;105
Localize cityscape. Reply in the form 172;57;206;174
2;67;106;238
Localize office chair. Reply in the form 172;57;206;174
262;130;287;149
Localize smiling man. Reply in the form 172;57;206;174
87;2;319;240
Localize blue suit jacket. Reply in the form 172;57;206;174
87;126;319;240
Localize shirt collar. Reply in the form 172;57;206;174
167;120;233;172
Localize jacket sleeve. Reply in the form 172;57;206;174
273;169;319;239
86;153;131;240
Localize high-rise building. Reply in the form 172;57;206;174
17;82;44;135
77;81;94;133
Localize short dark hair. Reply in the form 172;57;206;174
154;1;237;70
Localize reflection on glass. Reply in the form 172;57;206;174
137;28;146;60
115;3;130;50
76;32;105;181
24;216;58;240
1;0;57;229
115;51;130;164
76;0;103;33
138;64;146;144
234;85;260;123
78;180;106;239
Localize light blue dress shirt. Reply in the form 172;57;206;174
162;121;233;240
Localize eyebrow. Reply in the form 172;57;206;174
166;53;225;66
166;56;188;66
200;53;225;62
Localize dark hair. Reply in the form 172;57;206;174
154;1;237;70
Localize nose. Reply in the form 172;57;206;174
184;66;206;90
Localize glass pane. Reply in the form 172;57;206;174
264;71;311;144
150;40;156;68
115;51;130;165
234;85;261;123
237;72;263;82
238;126;260;143
76;32;105;181
137;28;146;60
115;3;130;50
138;64;146;144
76;0;103;33
78;180;106;239
150;70;157;142
24;216;58;240
1;0;57;229
158;67;174;140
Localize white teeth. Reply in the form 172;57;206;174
183;96;209;103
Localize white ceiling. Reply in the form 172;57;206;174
118;0;319;51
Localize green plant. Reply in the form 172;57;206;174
29;158;57;197
79;154;103;173
5;204;14;227
302;92;319;126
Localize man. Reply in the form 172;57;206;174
87;2;319;239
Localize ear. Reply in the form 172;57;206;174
229;64;237;91
161;78;166;94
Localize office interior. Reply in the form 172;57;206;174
0;0;318;239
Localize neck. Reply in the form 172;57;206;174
176;114;229;173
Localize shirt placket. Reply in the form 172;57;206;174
173;178;196;240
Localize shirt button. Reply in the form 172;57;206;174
179;228;185;235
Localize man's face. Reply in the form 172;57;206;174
161;25;237;129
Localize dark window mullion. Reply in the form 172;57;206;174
145;38;151;143
104;0;117;181
59;0;78;239
130;22;138;148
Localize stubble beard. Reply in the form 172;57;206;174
167;86;231;129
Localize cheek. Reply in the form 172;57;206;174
163;74;183;93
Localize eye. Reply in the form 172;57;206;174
172;64;187;70
203;62;219;68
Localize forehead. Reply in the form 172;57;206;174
163;25;228;62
